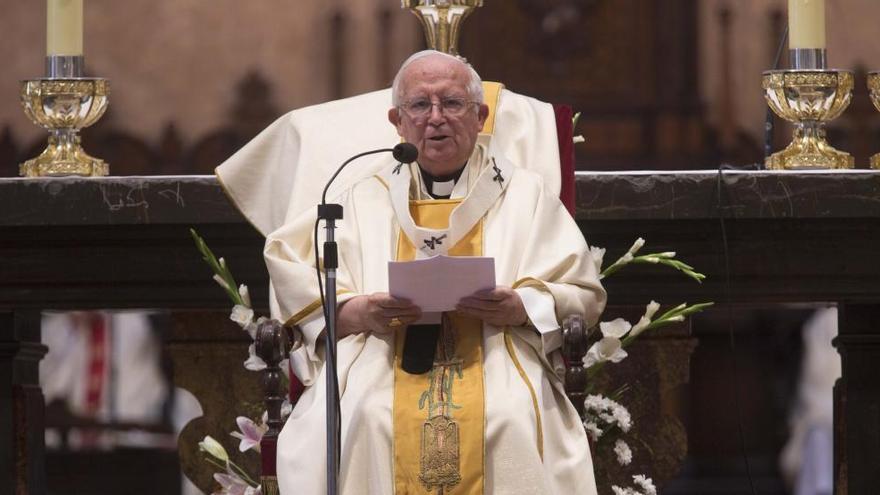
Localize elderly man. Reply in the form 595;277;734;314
266;50;606;495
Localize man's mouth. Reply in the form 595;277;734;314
428;136;449;142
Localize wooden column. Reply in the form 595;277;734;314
0;311;47;495
835;304;880;495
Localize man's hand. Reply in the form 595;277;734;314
337;293;422;338
456;286;528;327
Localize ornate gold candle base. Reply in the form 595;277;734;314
404;0;483;55
763;70;854;170
19;78;110;177
867;71;880;169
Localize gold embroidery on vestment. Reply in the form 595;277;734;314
419;317;463;491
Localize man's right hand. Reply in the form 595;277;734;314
337;293;422;338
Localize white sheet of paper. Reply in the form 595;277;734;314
388;255;496;312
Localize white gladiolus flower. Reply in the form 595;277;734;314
614;439;633;466
589;246;606;274
630;301;661;337
219;257;227;269
238;284;252;308
244;343;267;371
213;274;231;292
627;237;645;256
583;318;632;367
583;336;628;368
644;300;661;319
600;318;632;338
230;305;254;330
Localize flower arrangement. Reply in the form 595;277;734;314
191;228;709;494
191;229;292;495
582;237;711;493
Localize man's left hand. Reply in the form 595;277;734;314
456;286;528;327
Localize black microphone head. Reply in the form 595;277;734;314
392;143;419;164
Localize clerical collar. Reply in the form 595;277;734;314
418;163;466;199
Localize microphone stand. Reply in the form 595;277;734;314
317;201;343;495
315;143;417;495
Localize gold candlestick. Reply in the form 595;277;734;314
867;71;880;169
403;0;483;56
19;77;110;177
763;70;853;170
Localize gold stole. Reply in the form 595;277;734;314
393;198;485;495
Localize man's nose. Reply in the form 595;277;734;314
427;103;446;125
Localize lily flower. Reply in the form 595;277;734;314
212;472;259;495
199;435;229;463
230;416;268;454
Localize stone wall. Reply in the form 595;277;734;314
0;0;421;148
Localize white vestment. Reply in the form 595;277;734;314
215;87;561;237
265;143;606;495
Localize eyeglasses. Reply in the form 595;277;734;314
399;96;479;118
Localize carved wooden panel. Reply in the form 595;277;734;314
459;0;712;170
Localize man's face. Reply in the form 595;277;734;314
388;56;489;176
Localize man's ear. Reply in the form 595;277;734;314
477;103;490;128
388;108;403;134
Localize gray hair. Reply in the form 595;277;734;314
391;50;484;107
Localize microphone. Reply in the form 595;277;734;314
393;142;419;164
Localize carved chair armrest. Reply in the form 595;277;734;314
562;314;593;419
254;318;291;495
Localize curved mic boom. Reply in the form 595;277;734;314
321;143;419;205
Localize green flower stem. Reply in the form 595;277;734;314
586;302;714;383
204;456;226;470
605;251;707;284
228;459;259;487
190;228;244;306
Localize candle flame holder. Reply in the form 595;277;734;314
19;77;109;177
763;69;854;170
403;0;483;56
867;71;880;169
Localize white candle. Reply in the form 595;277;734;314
788;0;826;49
47;0;83;56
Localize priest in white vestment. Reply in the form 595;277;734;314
266;50;606;495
